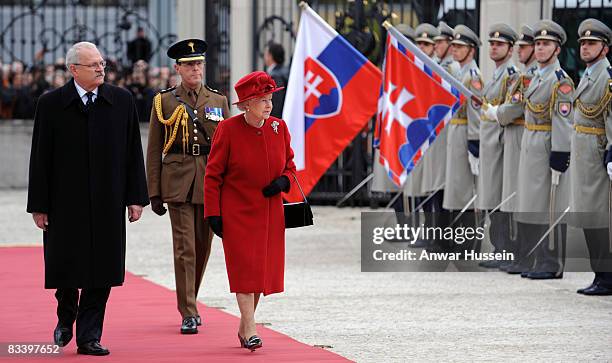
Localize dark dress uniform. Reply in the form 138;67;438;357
145;39;231;330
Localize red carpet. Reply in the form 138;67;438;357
0;247;350;362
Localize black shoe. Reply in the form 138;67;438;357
196;315;202;326
479;260;502;269
238;333;246;348
244;335;262;352
527;271;563;280
53;325;72;347
579;282;612;296
505;263;525;274
77;341;109;356
577;282;597;294
520;271;531;278
181;317;198;334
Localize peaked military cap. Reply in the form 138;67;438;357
396;23;415;41
414;23;440;44
516;24;535;46
451;25;482;48
434;21;454;41
578;18;612;46
488;23;518;44
533;20;566;45
167;38;207;63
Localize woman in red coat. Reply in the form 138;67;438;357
204;71;296;351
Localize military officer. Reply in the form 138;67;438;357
434;21;461;77
569;19;612;295
443;25;483;250
404;23;440;248
488;25;539;274
146;39;231;333
515;20;574;279
477;24;519;268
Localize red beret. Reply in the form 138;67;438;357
233;71;284;105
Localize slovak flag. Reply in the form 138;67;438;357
374;33;461;187
282;4;382;200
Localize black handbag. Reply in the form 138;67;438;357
284;173;314;229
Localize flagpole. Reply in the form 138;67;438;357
382;21;482;106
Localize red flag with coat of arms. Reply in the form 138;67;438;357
374;33;461;187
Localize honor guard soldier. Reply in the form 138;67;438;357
569;19;612;295
515;20;573;279
146;39;231;333
434;21;461;77
488;25;539;274
443;25;483;249
477;24;519;268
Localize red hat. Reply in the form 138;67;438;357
233;71;284;105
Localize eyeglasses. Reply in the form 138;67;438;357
73;61;107;69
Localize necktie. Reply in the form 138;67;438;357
85;92;94;109
189;90;197;106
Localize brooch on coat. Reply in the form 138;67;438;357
271;120;279;134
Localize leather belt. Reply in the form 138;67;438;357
450;118;468;125
167;143;210;156
574;125;605;135
524;122;552;132
512;118;525;126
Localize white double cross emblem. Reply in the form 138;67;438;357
305;70;323;99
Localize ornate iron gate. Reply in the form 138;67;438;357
0;0;177;67
205;0;231;95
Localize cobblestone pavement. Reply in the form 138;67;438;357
2;190;611;362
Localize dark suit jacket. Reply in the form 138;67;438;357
268;65;289;119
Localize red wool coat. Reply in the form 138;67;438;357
204;114;296;295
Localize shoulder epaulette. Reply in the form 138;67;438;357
159;86;176;94
555;68;568;81
205;84;223;96
507;66;517;76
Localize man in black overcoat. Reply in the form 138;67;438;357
27;41;149;356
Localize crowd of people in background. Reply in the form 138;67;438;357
0;38;289;123
0;56;178;122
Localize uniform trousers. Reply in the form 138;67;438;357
168;202;213;318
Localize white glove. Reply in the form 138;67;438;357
468;153;479;176
551;169;561;186
482;103;499;121
607;162;612;180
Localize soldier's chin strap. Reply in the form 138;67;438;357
526;48;535;67
440;43;450;62
458;49;472;65
590;42;607;64
539;44;559;66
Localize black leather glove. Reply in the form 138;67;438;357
467;140;480;158
604;148;612;168
208;216;223;238
262;175;290;198
150;196;167;216
549;151;570;172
